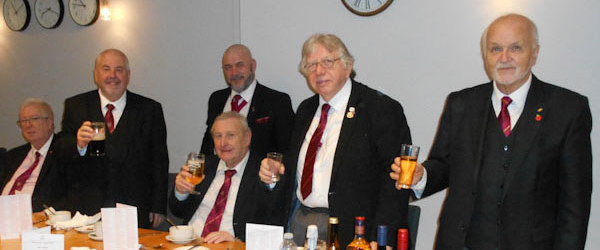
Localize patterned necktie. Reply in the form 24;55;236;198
9;152;41;195
301;103;331;200
231;95;247;113
498;96;513;137
201;169;237;237
105;104;115;133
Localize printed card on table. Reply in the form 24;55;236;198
0;194;33;239
246;223;284;250
21;228;64;250
101;206;139;250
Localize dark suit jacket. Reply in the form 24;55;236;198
168;153;270;241
200;82;294;157
275;80;412;247
60;90;169;227
0;135;71;212
422;75;592;250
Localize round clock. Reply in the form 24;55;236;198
3;0;31;31
342;0;394;16
68;0;99;26
34;0;64;29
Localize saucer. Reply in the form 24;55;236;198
88;232;103;241
166;234;196;244
75;225;94;234
173;246;210;250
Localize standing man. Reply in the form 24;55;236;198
1;98;70;212
61;49;169;228
260;34;412;249
170;112;271;243
200;44;294;158
391;14;592;250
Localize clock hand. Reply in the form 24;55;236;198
15;3;24;14
49;8;59;15
9;0;16;11
72;3;85;8
76;0;87;8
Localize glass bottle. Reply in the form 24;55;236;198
327;217;341;250
281;232;298;250
397;228;409;250
346;216;371;250
377;225;387;250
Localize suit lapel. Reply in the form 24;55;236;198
502;77;545;197
290;96;320;166
233;155;258;221
470;84;494;190
106;92;137;159
87;92;105;123
1;145;29;189
246;83;264;125
34;136;56;189
330;82;361;187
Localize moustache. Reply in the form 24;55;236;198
104;78;121;84
495;63;516;70
230;75;244;81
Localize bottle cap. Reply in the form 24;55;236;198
284;232;294;239
377;225;387;246
329;217;339;224
307;225;318;238
397;229;409;250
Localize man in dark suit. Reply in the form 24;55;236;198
391;14;592;250
61;49;169;228
260;34;412;249
1;99;70;212
170;112;269;243
200;44;294;158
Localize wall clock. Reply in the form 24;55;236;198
3;0;31;31
342;0;394;16
69;0;99;26
35;0;65;29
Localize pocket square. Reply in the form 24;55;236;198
255;117;271;124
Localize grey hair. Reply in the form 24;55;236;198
94;48;130;71
210;111;250;134
20;98;54;120
298;33;355;76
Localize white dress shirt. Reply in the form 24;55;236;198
2;134;53;195
296;79;352;208
176;151;249;237
222;80;257;117
412;74;532;198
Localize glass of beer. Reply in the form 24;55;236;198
267;152;283;182
397;144;420;189
89;122;106;156
185;152;204;195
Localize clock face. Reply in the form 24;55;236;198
35;0;64;29
69;0;99;26
342;0;394;16
3;0;31;31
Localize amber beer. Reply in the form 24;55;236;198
185;152;205;193
398;144;420;189
89;122;106;156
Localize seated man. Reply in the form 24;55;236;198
170;112;271;243
0;98;70;212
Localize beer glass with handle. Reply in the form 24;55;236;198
185;152;204;195
397;144;420;189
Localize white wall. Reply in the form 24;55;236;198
240;0;599;249
0;0;240;168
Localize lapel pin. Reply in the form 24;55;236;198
535;114;542;121
347;107;355;119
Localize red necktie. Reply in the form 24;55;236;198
498;96;513;137
105;104;115;133
301;104;331;200
9;152;41;195
231;95;247;113
201;169;237;237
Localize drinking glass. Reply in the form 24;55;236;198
185;152;204;195
89;122;106;156
267;152;283;182
397;144;420;189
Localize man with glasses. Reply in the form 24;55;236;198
258;34;412;249
200;44;294;158
0;98;71;213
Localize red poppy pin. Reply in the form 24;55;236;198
535;108;543;121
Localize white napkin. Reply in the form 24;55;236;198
54;212;101;230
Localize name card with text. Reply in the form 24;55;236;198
21;227;63;250
0;194;33;239
101;206;139;250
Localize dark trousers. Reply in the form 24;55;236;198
289;204;329;245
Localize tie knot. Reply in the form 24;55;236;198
34;152;41;159
501;96;512;107
106;104;115;112
225;169;237;178
322;103;331;113
232;95;242;104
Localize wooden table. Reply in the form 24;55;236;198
0;216;245;250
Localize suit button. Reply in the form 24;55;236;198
503;145;508;151
497;202;502;207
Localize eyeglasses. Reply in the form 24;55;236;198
16;117;49;127
304;57;341;72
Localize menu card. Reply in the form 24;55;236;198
245;223;284;250
101;206;139;250
21;226;63;250
0;194;33;239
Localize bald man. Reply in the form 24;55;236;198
200;44;294;158
391;14;592;250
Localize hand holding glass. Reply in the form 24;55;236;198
185;152;204;195
397;144;420;189
267;152;283;182
89;122;106;156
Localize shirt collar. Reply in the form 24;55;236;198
319;78;352;112
217;150;250;175
31;134;53;157
231;79;257;104
492;73;532;109
98;89;127;111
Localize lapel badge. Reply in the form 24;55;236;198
347;107;356;119
536;114;542;121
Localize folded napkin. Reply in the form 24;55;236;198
71;247;97;250
54;212;101;230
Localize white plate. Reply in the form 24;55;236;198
75;225;94;234
88;232;103;241
173;246;210;250
166;234;196;244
